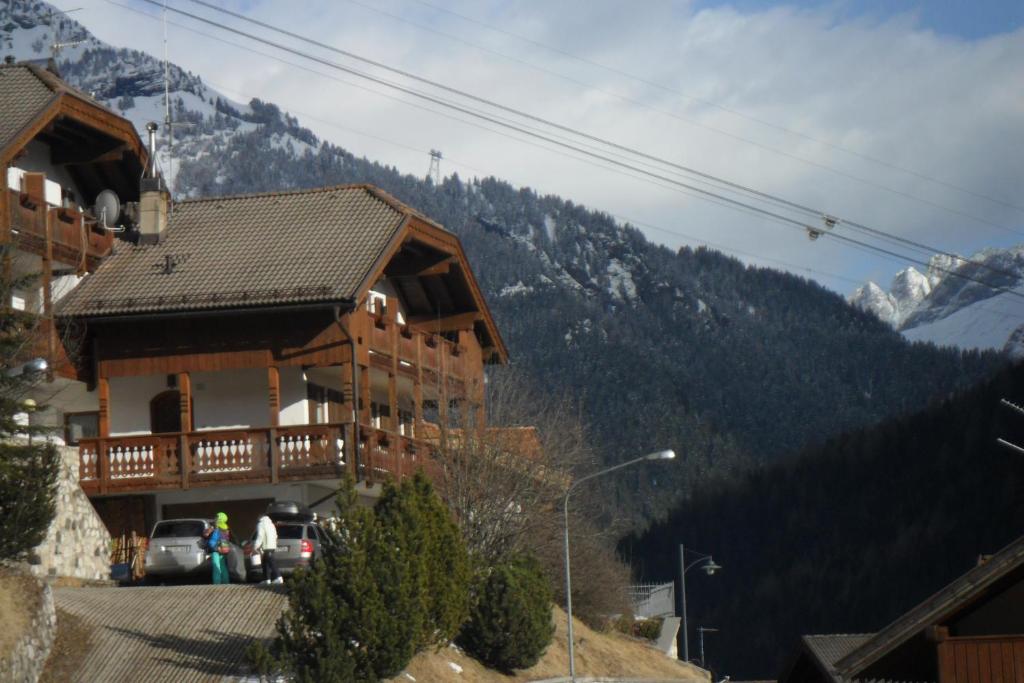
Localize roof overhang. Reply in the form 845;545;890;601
2;87;147;201
355;209;509;364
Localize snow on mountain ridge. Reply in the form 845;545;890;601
853;245;1024;354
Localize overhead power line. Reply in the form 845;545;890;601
180;0;1020;239
408;0;1024;215
128;0;1024;300
161;0;1024;286
337;0;1021;230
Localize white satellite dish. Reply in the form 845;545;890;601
93;189;121;229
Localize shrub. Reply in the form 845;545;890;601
633;617;663;641
249;474;470;682
459;555;555;672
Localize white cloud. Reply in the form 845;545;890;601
54;0;1024;294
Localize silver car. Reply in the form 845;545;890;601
244;521;330;581
144;518;245;583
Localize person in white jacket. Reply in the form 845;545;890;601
253;513;283;584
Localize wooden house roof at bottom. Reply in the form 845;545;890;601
56;184;507;362
833;534;1024;678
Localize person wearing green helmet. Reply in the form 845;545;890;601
207;512;232;584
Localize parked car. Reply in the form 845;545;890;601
243;520;331;581
243;501;331;581
144;518;246;583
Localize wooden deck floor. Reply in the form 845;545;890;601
54;584;287;682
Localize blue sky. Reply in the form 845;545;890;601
695;0;1024;40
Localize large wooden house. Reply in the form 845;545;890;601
2;62;508;538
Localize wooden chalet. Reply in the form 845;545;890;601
2;62;509;538
779;535;1024;683
0;61;147;379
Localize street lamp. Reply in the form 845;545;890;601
679;544;722;663
563;449;675;681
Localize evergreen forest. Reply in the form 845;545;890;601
622;360;1024;677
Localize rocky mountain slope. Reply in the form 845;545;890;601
850;248;1024;356
2;0;1005;524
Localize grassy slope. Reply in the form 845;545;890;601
391;608;707;682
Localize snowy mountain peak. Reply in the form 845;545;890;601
850;281;898;326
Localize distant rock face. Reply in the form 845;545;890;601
852;247;1024;353
850;265;933;328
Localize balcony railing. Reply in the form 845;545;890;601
360;300;469;382
6;189;113;267
78;422;437;495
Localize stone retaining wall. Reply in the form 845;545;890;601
0;577;57;683
28;445;111;581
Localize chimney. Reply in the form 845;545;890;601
138;122;168;245
3;56;15;65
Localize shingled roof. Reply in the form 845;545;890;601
56;184;443;316
0;64;58;157
0;62;127;158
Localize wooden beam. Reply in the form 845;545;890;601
267;365;280;427
97;376;110;438
407;311;482;334
177;372;192;432
413;334;424;439
43;206;54;378
388;296;399;434
52;140;125;165
386;254;453;278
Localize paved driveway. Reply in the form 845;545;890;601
55;584;287;682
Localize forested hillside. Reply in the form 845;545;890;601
173;116;1003;523
623;360;1024;676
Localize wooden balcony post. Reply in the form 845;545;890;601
177;372;191;431
177;372;192;489
267;365;280;427
42;208;54;378
413;332;424;439
439;337;449;431
359;362;371;432
387;296;400;434
269;427;280;484
340;361;355;467
0;172;8;245
97;376;110;437
97;438;108;495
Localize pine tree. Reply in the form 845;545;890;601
0;245;59;560
250;475;471;681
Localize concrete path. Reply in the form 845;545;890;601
54;584;287;683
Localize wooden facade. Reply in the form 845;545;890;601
937;635;1024;683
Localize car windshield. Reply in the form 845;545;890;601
277;525;305;540
152;521;206;538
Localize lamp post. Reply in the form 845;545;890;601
678;544;721;663
563;449;675;682
697;626;719;667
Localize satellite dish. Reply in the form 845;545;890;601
94;189;121;228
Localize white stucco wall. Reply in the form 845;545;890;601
280;366;308;426
109;374;167;436
107;367;310;435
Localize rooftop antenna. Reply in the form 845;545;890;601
428;149;443;185
160;0;195;218
47;7;84;67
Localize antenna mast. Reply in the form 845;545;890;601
162;0;174;203
47;7;84;67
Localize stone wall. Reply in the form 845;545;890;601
28;446;110;581
0;577;57;683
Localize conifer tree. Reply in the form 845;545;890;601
250;474;471;682
0;246;59;561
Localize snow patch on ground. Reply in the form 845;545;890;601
499;281;534;297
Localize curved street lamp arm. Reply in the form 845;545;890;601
564;453;654;503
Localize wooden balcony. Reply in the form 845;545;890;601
6;188;113;270
360;300;472;386
78;422;438;496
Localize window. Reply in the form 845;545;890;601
277;524;305;539
152;521;207;538
64;412;99;445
